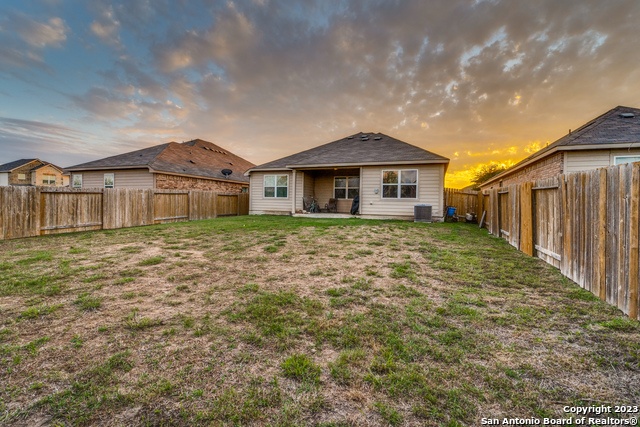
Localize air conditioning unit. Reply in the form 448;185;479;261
414;205;432;222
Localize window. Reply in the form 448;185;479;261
264;174;288;198
42;174;56;185
614;156;640;166
382;169;417;199
104;173;114;188
334;176;360;199
73;174;82;188
18;173;26;180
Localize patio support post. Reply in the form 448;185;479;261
359;167;362;215
291;169;297;214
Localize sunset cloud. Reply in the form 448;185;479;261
1;0;639;188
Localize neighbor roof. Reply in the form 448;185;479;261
0;159;39;173
31;163;65;173
66;139;255;183
248;132;449;172
483;105;640;186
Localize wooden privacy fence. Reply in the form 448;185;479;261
444;188;479;216
479;162;639;320
0;187;249;241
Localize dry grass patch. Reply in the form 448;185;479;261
0;216;638;426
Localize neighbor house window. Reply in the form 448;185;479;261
264;174;288;198
334;176;360;199
382;170;417;199
42;174;56;185
104;173;114;188
73;174;82;188
614;156;640;166
18;173;26;180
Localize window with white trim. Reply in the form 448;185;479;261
614;156;640;166
73;174;82;188
334;176;359;199
382;169;418;199
264;174;288;198
42;174;56;185
104;173;114;188
18;173;26;180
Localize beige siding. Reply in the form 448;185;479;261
72;169;153;189
312;170;358;213
564;149;640;173
295;171;304;211
360;164;444;217
249;171;293;214
303;172;315;199
0;173;8;186
31;165;66;187
294;171;317;212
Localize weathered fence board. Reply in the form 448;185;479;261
444;188;479;218
0;187;249;241
482;162;640;320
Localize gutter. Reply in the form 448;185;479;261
246;159;450;175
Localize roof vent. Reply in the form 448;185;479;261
620;113;635;118
361;138;369;141
374;137;382;140
189;160;195;164
347;136;353;139
221;169;233;178
228;162;233;165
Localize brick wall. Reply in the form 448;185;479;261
481;152;564;190
9;161;42;185
32;165;66;187
155;173;247;192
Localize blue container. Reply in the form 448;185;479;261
446;207;457;216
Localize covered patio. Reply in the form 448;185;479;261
293;167;360;214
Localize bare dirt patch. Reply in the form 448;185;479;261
0;216;638;426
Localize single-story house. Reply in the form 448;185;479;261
0;159;68;187
245;132;449;220
481;105;640;190
65;139;254;192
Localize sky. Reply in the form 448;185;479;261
1;0;640;188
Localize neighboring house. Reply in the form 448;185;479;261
0;159;68;187
65;139;254;192
245;132;449;219
481;106;640;191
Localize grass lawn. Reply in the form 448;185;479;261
0;216;638;426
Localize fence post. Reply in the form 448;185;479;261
597;169;607;301
520;182;534;256
628;164;639;320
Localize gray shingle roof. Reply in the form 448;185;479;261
250;133;449;171
0;159;39;173
65;140;254;183
65;144;171;170
484;105;640;185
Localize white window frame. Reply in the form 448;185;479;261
334;176;360;200
42;174;56;185
381;169;418;199
104;173;114;188
73;174;82;188
614;155;640;166
18;173;26;181
263;174;288;198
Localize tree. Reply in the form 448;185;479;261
470;163;507;189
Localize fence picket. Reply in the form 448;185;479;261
0;187;249;241
481;162;640;320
